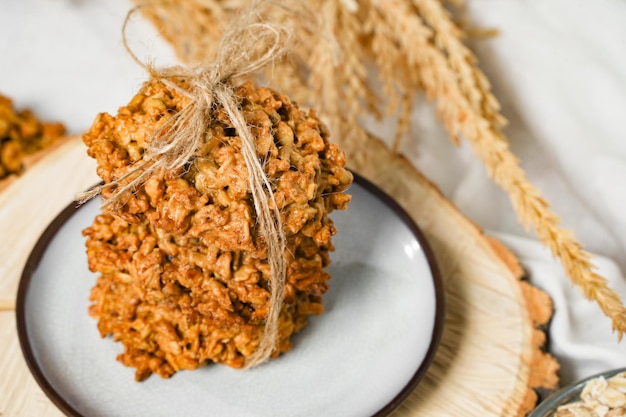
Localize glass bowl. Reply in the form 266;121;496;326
528;367;626;417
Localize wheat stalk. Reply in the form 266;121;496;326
412;0;506;129
402;0;626;335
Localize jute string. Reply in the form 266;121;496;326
78;0;294;368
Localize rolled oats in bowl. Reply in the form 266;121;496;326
529;368;626;417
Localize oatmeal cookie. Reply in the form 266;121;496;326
0;94;65;180
83;80;352;380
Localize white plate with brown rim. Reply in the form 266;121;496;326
16;172;444;417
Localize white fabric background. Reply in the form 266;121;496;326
1;0;625;387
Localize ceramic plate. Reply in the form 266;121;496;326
16;173;444;417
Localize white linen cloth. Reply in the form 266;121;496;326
1;0;625;387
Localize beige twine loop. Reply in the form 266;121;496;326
78;0;295;368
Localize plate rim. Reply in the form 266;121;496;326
15;172;445;417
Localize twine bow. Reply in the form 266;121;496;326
79;0;294;368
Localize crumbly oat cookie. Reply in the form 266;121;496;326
0;94;65;180
83;80;352;380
